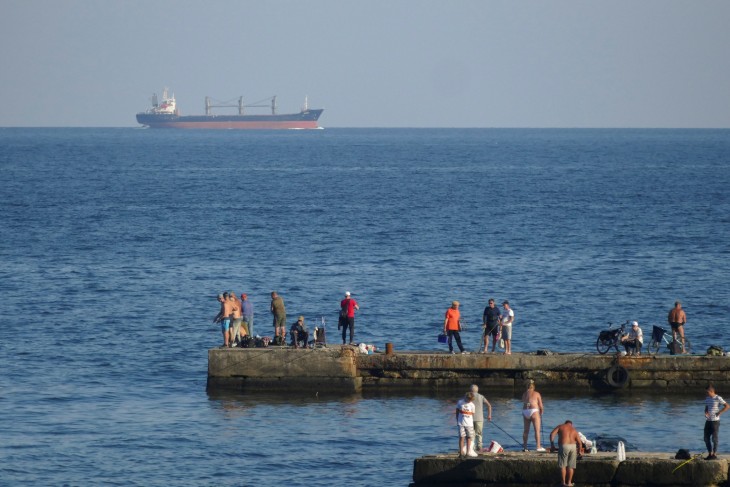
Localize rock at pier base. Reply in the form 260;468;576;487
411;452;729;486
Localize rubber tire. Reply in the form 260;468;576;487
682;338;692;354
648;339;661;354
606;365;630;388
596;336;612;354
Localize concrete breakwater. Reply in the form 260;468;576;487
206;347;730;393
411;451;729;486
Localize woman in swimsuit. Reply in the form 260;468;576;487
521;379;545;451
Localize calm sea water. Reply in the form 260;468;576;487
1;128;729;485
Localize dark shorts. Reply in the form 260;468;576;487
485;323;500;337
670;322;684;331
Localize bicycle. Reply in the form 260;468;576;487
648;325;692;355
596;321;629;354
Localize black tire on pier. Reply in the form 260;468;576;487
606;365;630;388
648;339;661;355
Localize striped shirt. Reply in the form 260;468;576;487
706;394;727;421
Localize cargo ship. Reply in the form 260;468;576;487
136;88;323;129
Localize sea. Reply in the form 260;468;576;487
1;127;729;486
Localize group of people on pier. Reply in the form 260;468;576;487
213;290;360;348
445;299;689;356
455;379;727;487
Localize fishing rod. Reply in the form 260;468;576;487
490;420;523;450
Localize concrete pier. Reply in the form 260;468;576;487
411;451;729;486
207;347;730;393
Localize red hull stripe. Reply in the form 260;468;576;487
145;121;320;129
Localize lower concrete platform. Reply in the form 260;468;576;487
412;451;729;486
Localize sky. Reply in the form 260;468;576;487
1;0;729;128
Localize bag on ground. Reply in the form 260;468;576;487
707;345;724;356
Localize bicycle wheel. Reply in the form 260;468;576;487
682;338;692;354
648;339;661;354
596;336;612;354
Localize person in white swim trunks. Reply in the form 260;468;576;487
521;379;545;451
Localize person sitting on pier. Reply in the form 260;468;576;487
621;321;643;355
290;316;309;349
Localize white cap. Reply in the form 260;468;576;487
345;291;351;296
632;321;639;327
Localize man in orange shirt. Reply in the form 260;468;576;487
444;301;466;354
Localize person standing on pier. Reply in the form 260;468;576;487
240;293;253;337
522;379;545;451
270;291;287;343
704;384;729;460
229;293;243;346
668;300;688;353
455;392;478;458
500;300;514;355
470;384;492;452
218;292;234;347
340;291;360;345
444;301;465;354
482;299;501;353
549;420;582;487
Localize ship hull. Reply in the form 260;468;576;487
136;109;323;129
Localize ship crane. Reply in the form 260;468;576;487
205;95;278;116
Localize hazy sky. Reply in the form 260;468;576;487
2;0;729;128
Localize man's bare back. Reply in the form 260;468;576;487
550;420;581;450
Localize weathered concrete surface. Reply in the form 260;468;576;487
207;347;730;393
411;452;729;486
206;347;361;393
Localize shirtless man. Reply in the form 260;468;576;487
215;292;234;347
668;301;687;353
229;293;243;346
521;379;545;451
549;420;582;487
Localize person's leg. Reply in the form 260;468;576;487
560;466;567;486
678;325;687;352
231;319;241;344
705;421;714;455
566;466;574;485
342;320;347;344
223;319;231;346
454;331;464;352
447;331;454;352
522;416;530;450
474;421;483;451
348;317;355;343
712;421;720;454
533;414;542;449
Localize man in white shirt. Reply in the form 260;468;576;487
500;301;515;355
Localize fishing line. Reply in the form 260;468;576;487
490;421;523;449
